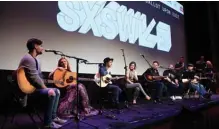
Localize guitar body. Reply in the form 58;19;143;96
17;67;36;94
53;69;77;88
94;74;112;87
144;74;166;82
94;74;124;87
145;74;153;82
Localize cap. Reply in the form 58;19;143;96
188;63;194;67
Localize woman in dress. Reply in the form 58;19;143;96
49;57;98;117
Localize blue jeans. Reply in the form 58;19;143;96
152;81;165;100
189;83;207;96
107;84;122;104
34;88;60;126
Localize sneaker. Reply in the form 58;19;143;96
53;117;67;125
43;122;62;129
170;96;176;100
175;96;182;99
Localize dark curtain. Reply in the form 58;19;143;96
207;2;219;71
183;1;219;71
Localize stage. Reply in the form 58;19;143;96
1;95;219;129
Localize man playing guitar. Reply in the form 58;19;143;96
99;57;122;109
144;61;167;103
18;38;66;128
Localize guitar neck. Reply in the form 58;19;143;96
111;76;124;80
78;77;94;81
153;76;166;79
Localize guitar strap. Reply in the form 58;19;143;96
34;58;38;70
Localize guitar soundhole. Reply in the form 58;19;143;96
66;76;74;83
69;76;74;81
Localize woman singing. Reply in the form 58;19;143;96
49;57;98;117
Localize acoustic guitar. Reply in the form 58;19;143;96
182;76;207;84
144;74;168;82
94;73;124;87
17;67;96;94
53;68;96;88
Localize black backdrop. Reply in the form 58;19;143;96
182;1;219;71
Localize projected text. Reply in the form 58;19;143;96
57;1;172;52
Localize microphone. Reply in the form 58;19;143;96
159;65;165;68
140;54;144;57
120;48;124;50
45;49;59;53
80;60;89;64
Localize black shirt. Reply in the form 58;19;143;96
182;70;196;79
204;67;214;78
144;68;160;76
163;69;178;81
196;61;206;72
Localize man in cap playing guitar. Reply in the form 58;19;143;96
98;57;122;109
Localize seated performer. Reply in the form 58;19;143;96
49;57;98;117
175;56;185;79
195;56;206;74
144;61;167;103
204;60;216;91
205;61;215;78
182;64;211;99
99;57;122;108
163;64;183;100
18;38;66;128
125;61;151;104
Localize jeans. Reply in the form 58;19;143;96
152;81;165;100
126;83;148;100
107;84;122;104
189;83;207;96
166;82;184;96
34;88;60;126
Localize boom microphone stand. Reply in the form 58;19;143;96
121;49;128;105
47;50;97;129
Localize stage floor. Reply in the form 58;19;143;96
1;95;219;129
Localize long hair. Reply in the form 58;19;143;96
57;57;71;72
129;61;137;70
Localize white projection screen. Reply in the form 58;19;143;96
0;1;186;75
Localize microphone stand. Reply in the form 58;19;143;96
85;62;118;120
141;54;153;68
121;49;141;114
50;51;97;129
121;49;128;105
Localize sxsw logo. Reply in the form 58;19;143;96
57;1;172;52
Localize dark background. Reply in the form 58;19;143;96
182;1;219;71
